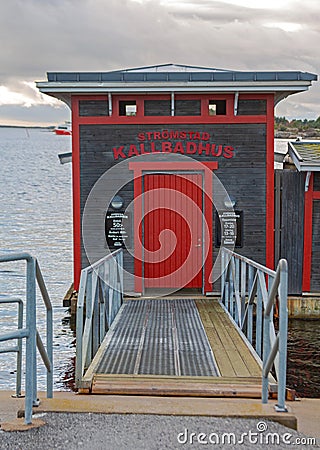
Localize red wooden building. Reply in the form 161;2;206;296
37;64;317;295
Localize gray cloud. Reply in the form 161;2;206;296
0;103;70;126
0;0;319;124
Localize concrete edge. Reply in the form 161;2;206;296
14;393;297;431
1;418;46;432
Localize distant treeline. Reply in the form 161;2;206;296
275;116;320;132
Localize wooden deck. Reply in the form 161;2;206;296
79;298;264;398
195;299;261;378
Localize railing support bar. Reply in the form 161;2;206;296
75;270;87;386
36;331;52;373
277;259;288;412
16;299;23;397
25;256;37;424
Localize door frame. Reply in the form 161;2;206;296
129;161;218;294
143;170;204;290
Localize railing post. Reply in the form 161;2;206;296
234;258;240;324
75;270;87;387
240;260;246;326
221;249;225;304
46;303;53;399
16;300;23;397
229;257;234;318
92;271;100;355
85;271;93;369
25;256;37;424
118;250;124;298
276;259;288;412
262;306;271;403
99;265;106;344
247;266;255;343
248;265;254;295
255;277;263;359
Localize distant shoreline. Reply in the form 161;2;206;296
0;125;55;129
275;130;320;140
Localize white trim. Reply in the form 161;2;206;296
171;91;175;116
108;92;112;116
234;92;239;116
36;80;312;94
305;171;312;191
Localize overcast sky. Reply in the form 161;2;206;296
0;0;319;126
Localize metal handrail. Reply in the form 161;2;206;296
0;298;23;397
221;247;288;412
75;250;123;388
0;253;53;424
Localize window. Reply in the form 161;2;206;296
209;100;226;115
119;100;137;116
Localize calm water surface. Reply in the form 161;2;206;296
0;128;318;397
0;127;73;391
287;319;320;398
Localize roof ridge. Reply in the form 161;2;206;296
118;63;230;73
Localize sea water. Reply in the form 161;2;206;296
0;126;74;391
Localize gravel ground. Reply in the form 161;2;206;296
0;413;319;450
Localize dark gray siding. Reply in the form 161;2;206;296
80;123;267;292
313;172;320;191
238;100;267;115
79;100;109;116
175;100;201;116
144;100;170;116
311;200;320;292
276;170;304;295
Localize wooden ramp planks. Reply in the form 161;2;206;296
91;374;261;398
196;299;262;378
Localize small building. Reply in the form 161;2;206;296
276;141;320;295
36;64;317;295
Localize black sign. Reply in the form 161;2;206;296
215;210;243;247
105;211;131;249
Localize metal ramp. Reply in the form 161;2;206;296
79;298;262;397
94;299;218;377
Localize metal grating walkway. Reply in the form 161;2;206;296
96;299;218;376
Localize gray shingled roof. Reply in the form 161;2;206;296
289;141;320;171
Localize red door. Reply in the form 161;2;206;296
142;173;203;289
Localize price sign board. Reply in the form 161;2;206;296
215;211;243;247
105;211;131;249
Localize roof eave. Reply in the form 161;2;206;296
288;143;320;172
36;80;313;94
296;163;320;172
36;80;313;106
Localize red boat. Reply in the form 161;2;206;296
54;122;72;136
